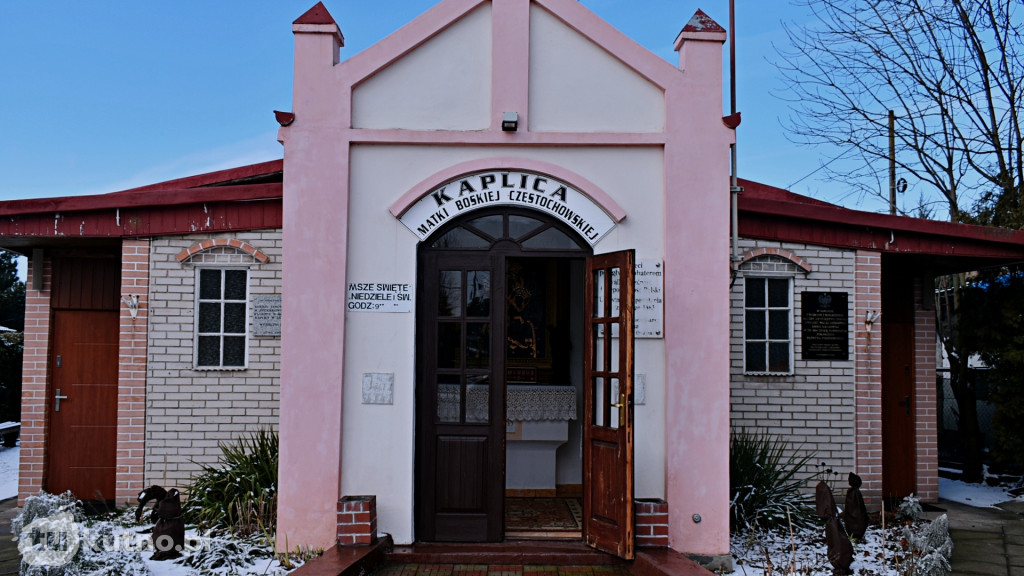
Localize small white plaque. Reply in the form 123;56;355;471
635;373;647;405
347;282;413;313
251;295;282;337
362;373;394;405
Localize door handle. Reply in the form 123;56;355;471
898;394;911;416
54;388;68;412
611;393;627;424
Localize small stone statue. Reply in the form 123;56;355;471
815;480;853;575
151;488;185;560
816;480;838;519
843;472;868;540
134;485;168;524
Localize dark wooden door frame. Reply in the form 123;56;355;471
416;251;506;541
414;208;593;543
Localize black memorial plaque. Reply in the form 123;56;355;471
801;291;849;360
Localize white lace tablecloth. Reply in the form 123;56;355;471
506;385;577;421
438;384;577;422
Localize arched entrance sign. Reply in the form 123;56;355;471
399;170;617;246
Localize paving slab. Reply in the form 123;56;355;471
0;498;19;576
941;498;1024;576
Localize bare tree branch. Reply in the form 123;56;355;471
773;0;1024;221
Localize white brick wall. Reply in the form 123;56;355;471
145;230;282;488
731;240;857;488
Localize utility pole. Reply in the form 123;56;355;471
889;110;896;215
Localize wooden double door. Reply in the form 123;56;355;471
414;210;636;559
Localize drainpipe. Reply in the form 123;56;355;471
731;147;741;279
729;0;743;286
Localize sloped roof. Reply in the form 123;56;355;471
738;178;1024;272
0;161;283;250
0;157;1021;272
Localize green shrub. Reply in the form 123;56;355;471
182;428;278;535
730;428;816;532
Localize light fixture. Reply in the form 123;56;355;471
502;111;519;132
864;310;881;332
122;294;140;319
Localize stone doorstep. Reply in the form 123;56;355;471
387;541;623;566
290;534;392;576
293;537;718;576
631;550;719;576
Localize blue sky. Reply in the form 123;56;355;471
0;1;892;214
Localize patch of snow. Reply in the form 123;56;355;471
0;444;18;500
730;518;948;575
939;476;1020;508
12;496;302;576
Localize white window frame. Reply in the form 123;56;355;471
194;266;250;370
742;276;794;375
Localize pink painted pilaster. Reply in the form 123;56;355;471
116;240;149;503
18;255;51;504
277;8;351;551
854;250;883;506
663;22;733;558
491;0;530;131
913;279;938;501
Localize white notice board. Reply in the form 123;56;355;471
634;259;664;338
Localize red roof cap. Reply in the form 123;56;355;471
294;2;336;26
682;9;726;34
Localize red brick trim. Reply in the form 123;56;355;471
117;240;149;503
636;498;670;548
337;495;378;546
18;257;52;504
175;238;270;264
19;243;151;505
854;250;882;507
913;279;939;502
739;247;813;273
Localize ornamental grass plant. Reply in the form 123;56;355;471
730;427;817;532
182;428;279;535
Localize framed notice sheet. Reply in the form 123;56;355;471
801;291;849;361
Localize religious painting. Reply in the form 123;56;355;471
506;260;546;360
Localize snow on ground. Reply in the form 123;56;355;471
730;521;937;576
5;438;1020;576
0;443;17;500
939;475;1021;508
729;476;1024;574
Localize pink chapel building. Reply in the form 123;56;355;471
6;0;1024;569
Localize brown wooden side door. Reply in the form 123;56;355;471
46;309;120;501
416;252;505;542
583;250;635;559
881;273;916;499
